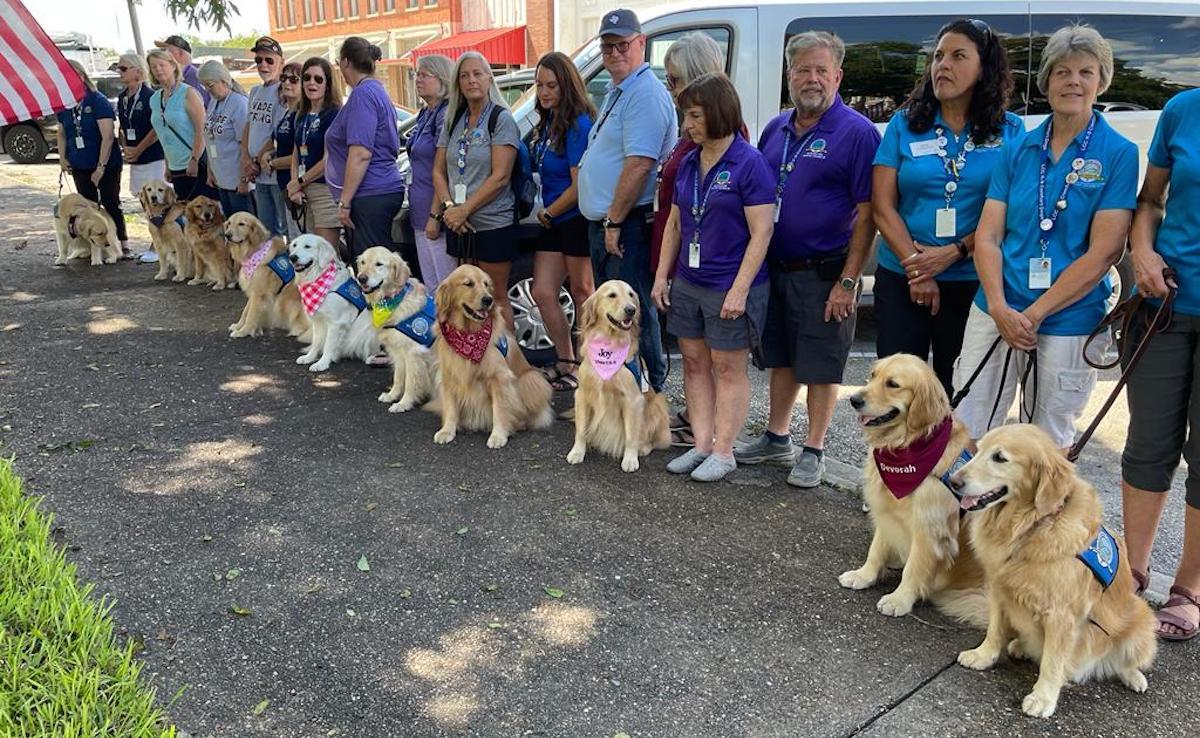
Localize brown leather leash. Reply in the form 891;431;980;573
1067;268;1177;463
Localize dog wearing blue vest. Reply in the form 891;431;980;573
567;280;670;472
289;234;378;373
137;180;188;282
950;424;1157;718
430;264;553;449
842;354;986;624
52;193;122;267
223;212;310;341
355;247;436;413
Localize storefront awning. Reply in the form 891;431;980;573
407;27;527;67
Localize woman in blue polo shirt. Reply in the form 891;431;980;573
287;57;342;247
1120;87;1200;641
268;62;302;239
57;60;129;257
651;73;775;483
873;18;1022;397
956;25;1137;451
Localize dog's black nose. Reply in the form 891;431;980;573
481;295;494;308
356;274;368;285
288;254;299;263
624;305;636;317
849;394;865;410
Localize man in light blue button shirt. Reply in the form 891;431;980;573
578;8;677;392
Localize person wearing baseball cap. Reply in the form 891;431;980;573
155;34;209;106
241;36;288;237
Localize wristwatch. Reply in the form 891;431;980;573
838;276;858;291
602;216;623;230
441;199;456;213
337;201;350;210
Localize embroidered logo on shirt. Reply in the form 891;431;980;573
804;138;829;159
1078;159;1104;183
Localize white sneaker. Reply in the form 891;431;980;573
137;251;159;264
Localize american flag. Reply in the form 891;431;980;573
0;0;85;125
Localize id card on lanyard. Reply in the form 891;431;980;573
933;125;973;238
454;103;491;204
1032;114;1097;290
690;164;727;269
298;113;316;180
71;106;85;150
775;124;818;223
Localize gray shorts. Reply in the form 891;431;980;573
761;268;856;385
666;277;768;351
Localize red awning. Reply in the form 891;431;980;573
408;27;527;67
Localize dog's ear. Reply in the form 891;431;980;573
1033;443;1073;516
388;255;404;287
248;217;268;247
434;279;452;322
577;291;597;335
906;364;951;435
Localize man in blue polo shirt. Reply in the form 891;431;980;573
734;31;880;488
578;8;677;393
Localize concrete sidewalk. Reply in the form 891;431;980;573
0;169;1195;737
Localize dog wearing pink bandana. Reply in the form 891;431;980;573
430;264;552;448
224;213;310;342
289;234;378;373
567;280;670;472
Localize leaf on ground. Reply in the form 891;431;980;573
225;568;241;581
81;402;101;409
399;587;412;599
456;483;471;492
356;555;370;572
385;462;404;468
482;583;499;592
305;582;322;594
252;699;270;715
201;535;213;543
614;733;631;738
233;481;247;488
346;608;357;617
365;502;378;512
563;508;577;518
543;586;564;599
456;526;469;535
229;605;252;617
486;622;503;629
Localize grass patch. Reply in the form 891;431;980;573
0;459;177;737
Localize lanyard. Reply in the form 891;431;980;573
412;101;443;147
690;162;727;245
71;104;84;140
589;65;649;143
456;102;492;177
534;115;552;173
1037;113;1097;256
934;123;972;207
119;85;141;127
775;123;818;199
299;111;319;148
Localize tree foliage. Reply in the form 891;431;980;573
163;0;242;35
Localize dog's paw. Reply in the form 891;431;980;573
389;399;416;413
54;257;66;266
486;432;509;449
154;273;168;281
309;360;331;372
433;428;456;444
92;258;104;266
1120;669;1148;693
566;445;586;465
621;454;640;473
876;591;915;618
211;283;225;291
296;354;316;365
172;275;186;282
838;568;877;591
1006;638;1032;661
378;391;399;403
957;646;1000;671
187;278;203;286
1021;691;1058;719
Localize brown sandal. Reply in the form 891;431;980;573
1156;584;1200;641
1132;568;1150;596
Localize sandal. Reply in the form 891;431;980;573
1132;567;1150;596
546;368;578;392
1156;584;1200;641
366;352;392;368
670;426;696;448
670;410;690;432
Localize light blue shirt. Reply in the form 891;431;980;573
874;109;1024;281
1146;89;1200;317
974;113;1137;336
150;84;197;171
577;63;677;220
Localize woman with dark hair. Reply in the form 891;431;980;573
287;57;343;246
530;51;596;391
268;62;302;239
872;18;1023;396
326;37;405;257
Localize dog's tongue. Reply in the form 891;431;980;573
959;495;979;511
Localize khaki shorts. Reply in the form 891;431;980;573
304;181;341;230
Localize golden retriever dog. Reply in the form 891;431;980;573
222;212;310;340
137;180;187;281
355;247;436;413
951;424;1157;718
289;234;378;372
431;264;553;448
566;280;669;472
183;196;233;289
52;193;121;266
841;354;985;622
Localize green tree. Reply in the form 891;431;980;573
163;0;241;34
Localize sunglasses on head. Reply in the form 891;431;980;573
303;73;326;84
255;56;276;66
281;74;300;83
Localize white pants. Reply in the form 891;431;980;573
414;228;458;292
952;304;1104;448
129;160;167;198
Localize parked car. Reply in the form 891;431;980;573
0;115;57;164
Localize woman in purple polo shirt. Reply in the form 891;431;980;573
651;73;776;482
410;54;455;290
326;37;405;258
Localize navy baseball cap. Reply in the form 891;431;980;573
154;35;192;54
598;9;641;37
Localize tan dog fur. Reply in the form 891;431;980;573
222;212;310;340
952;424;1157;718
841;354;985;623
53;193;121;266
566;279;669;472
137;180;187;281
183;196;234;289
355;247;436;413
431;264;553;448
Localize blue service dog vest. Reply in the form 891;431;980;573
392;295;438;349
266;254;295;293
334;278;367;312
1077;526;1120;589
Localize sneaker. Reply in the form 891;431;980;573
137;251;159;264
667;448;709;475
691;453;737;483
734;433;796;465
787;449;825;488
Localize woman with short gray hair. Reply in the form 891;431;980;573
410;54;456;290
954;25;1136;450
198;59;253;216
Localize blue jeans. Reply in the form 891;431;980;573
253;182;288;237
218;188;256;218
588;206;667;391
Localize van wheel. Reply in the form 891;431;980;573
509;277;574;365
4;124;48;164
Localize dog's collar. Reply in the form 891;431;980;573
371;282;412;328
67;213;81;239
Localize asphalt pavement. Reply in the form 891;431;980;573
0;158;1195;737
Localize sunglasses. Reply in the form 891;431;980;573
600;36;639;56
117;65;131;72
302;73;326;84
281;74;300;83
665;73;680;90
254;56;277;66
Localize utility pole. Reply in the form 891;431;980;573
126;0;144;55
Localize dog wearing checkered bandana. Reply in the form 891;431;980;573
289;234;378;372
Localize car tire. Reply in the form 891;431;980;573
4;124;49;165
509;277;574;366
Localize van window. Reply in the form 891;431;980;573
1027;15;1199;114
781;16;1032;123
586;27;732;111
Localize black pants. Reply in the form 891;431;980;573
72;165;126;242
168;156;218;202
348;190;405;259
874;266;979;398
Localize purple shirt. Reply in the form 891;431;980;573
757;97;879;260
672;136;775;291
406;100;446;231
324;78;404;201
182;63;211;107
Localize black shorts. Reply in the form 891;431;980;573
535;214;590;258
761;266;856;385
447;224;519;264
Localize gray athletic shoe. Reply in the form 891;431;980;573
787;449;825;488
667;448;710;475
691;453;737;483
733;433;796;465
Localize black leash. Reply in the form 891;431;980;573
951;335;1038;432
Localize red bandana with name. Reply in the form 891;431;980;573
441;317;493;363
298;261;338;316
872;416;953;499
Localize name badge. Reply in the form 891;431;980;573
1029;258;1052;290
206;144;217;164
909;140;942;157
935;208;957;238
453;183;468;205
74;136;85;150
688;239;701;269
297;164;307;179
125;129;137;143
299;144;308;158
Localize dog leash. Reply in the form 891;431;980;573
1067;269;1177;463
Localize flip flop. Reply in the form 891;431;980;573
1156;584;1200;641
366;353;392;368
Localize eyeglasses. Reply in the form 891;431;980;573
117;65;131;72
254;56;277;66
600;36;639;56
665;73;680;90
415;70;437;80
281;74;300;84
302;73;325;84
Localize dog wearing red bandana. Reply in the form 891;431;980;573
289;234;377;373
840;354;985;625
430;264;552;448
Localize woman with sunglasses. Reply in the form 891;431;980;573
269;63;303;239
410;54;456;290
287;58;344;247
872;18;1022;398
115;53;165;262
198;61;253;217
147;48;214;202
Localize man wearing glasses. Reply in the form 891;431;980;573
153;35;210;106
242;36;288;237
578;9;677;394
